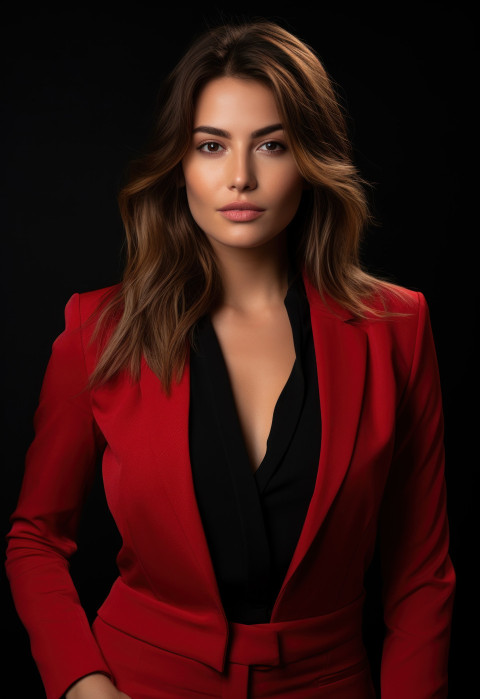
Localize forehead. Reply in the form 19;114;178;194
193;77;280;126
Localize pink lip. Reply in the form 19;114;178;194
219;209;264;222
218;201;265;211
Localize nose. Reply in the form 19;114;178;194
228;149;257;191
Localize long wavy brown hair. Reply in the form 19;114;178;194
86;18;415;397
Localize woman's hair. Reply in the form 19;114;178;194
86;18;415;396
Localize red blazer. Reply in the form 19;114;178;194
5;268;455;699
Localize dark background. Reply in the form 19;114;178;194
1;2;475;696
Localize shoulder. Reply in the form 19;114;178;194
356;282;436;383
354;280;429;341
77;283;123;321
56;284;123;364
349;282;429;349
302;268;423;325
52;284;123;377
60;283;122;328
362;280;424;318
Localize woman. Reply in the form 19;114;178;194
5;19;455;699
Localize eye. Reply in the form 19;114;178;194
258;141;286;153
197;141;225;153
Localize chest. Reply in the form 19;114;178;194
210;305;296;473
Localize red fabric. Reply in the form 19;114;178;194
5;267;455;699
91;612;376;698
91;613;376;699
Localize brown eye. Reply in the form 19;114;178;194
259;141;285;153
198;141;224;153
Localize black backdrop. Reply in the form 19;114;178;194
2;3;476;696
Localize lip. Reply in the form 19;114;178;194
218;201;265;211
219;209;264;222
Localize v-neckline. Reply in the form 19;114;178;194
200;273;306;491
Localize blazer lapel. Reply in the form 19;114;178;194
139;350;226;615
270;269;368;615
139;266;368;619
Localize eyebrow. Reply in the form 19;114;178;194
192;123;284;139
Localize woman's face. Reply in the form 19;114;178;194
181;76;305;253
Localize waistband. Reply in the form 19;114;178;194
97;578;366;673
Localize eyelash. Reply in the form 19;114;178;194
196;140;286;155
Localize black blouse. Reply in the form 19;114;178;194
188;269;321;624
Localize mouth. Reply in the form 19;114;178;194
218;201;265;212
217;201;265;222
218;209;265;222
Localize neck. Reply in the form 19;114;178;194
212;230;292;315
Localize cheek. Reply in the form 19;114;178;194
182;165;219;232
182;161;203;200
268;164;304;202
183;166;221;215
272;171;304;217
183;157;221;199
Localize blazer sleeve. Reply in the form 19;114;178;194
378;291;456;698
5;293;114;699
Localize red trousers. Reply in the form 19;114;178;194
91;597;376;698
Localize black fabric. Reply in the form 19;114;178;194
188;269;321;624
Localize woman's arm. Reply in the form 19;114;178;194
65;672;130;699
5;293;115;699
378;291;456;698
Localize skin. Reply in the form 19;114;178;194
181;76;308;471
66;76;307;696
181;75;306;314
65;672;130;698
